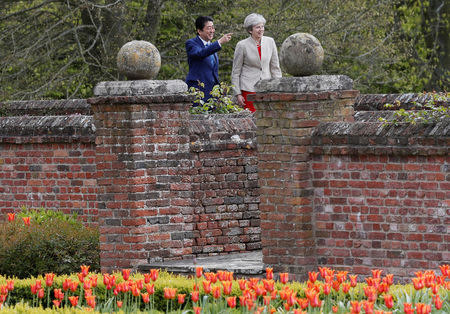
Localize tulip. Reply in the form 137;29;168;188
150;268;159;281
86;295;96;308
77;273;84;283
62;278;71;291
263;295;271;306
142;292;150;304
80;265;90;277
433;294;443;310
191;290;199;303
404;303;414;314
332;306;339;313
342;282;351;293
0;294;6;303
412;277;424;290
323;283;331;295
117;301;123;308
70;281;78;292
363;301;374;314
383;274;394;286
22;216;31;226
415;303;431;314
383;294;393;309
52;300;60;308
30;284;38;295
194;306;201;314
121;269;131;281
439;264;449;277
0;285;7;295
6;280;14;292
7;213;15;222
349;274;358;287
69;296;78;307
131;285;140;297
89;275;98;288
371;269;383;279
143;273;152;284
222;280;232;295
263;279;274;292
146;283;155;295
177;293;186;304
195;266;203;278
266;267;273;280
205;272;218;283
332;280;340;292
212;285;221;299
350;301;361;314
227;296;236;308
294;310;306;314
238;279;247;290
163;287;177;300
279;273;289;284
308;271;319;283
202;280;211;294
37;288;45;299
336;270;348;283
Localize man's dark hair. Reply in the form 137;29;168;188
195;16;213;31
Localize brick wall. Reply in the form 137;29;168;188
311;115;449;279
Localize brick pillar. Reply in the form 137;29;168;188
252;75;358;280
88;80;194;272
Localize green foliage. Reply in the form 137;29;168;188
188;82;243;114
379;91;449;125
0;210;99;279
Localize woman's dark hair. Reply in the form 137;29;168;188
195;16;213;31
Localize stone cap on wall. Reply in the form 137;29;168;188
93;79;188;96
354;93;448;111
0;99;90;116
255;75;353;93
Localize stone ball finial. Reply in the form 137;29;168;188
117;40;161;80
280;33;324;76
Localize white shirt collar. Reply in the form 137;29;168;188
198;36;210;46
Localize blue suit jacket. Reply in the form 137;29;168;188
185;36;221;100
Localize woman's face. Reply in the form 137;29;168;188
250;23;264;40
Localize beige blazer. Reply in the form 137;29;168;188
231;36;282;96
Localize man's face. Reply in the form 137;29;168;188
198;21;215;42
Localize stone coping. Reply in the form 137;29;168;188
255;75;353;93
93;79;188;96
138;251;264;277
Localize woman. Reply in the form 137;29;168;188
231;13;282;112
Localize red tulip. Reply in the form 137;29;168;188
191;290;199;303
323;283;331;295
279;273;289;284
336;271;348;283
86;295;96;308
69;296;78;307
433;294;443;310
80;265;90;277
22;216;31;226
332;306;339;313
350;301;361;314
7;213;15;222
116;300;123;308
70;281;78;292
362;301;374;314
177;293;186;304
238;279;247;290
62;278;71;291
212;286;221;299
383;294;393;309
404;303;414;314
349;274;358;287
342;282;351;293
44;273;55;287
194;306;201;314
227;296;236;308
266;267;273;280
6;280;14;292
195;266;203;278
52;300;60;308
415;303;431;314
412;277;424;290
122;269;131;281
37;288;44;299
439;264;449;277
222;280;232;295
202;280;211;294
371;269;383;279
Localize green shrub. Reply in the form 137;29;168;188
0;209;99;278
188;82;243;114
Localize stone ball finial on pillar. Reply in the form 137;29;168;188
280;33;324;76
117;40;161;80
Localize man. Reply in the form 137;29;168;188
185;16;232;101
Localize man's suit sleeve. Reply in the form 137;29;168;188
186;39;221;59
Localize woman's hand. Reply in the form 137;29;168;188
236;94;245;107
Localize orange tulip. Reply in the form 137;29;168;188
404;303;414;314
212;286;221;299
383;274;394;286
70;281;78;292
80;265;90;277
293;310;307;314
263;279;274;292
415;303;431;314
62;278;71;291
191;290;199;303
145;283;155;295
350;301;361;314
69;296;78;306
227;296;236;308
323;283;331;295
383;294;393;309
332;306;339;313
266;267;273;280
202;280;211;294
0;285;7;295
143;273;152;284
22;216;31;226
342;282;351;293
86;295;96;308
177;293;186;304
117;300;123;308
7;213;15;222
163;287;177;300
371;269;383;279
37;288;44;299
122;269;131;281
238;279;247;290
77;272;84;283
412;277;424;290
222;280;232;295
308;271;319;283
131;285;140;297
279;273;289;284
336;271;348;283
362;301;374;314
195;266;203;278
150;269;159;281
30;284;38;295
142;292;150;303
332;280;340;292
52;300;60;308
439;264;449;277
349;274;358;287
194;306;201;314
